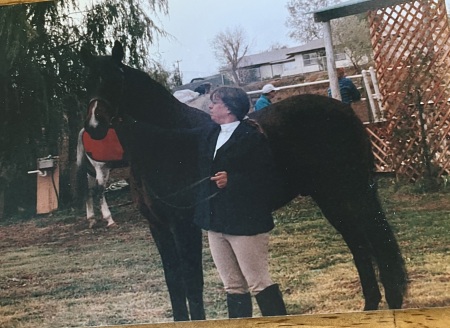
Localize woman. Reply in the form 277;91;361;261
194;86;287;318
116;86;286;318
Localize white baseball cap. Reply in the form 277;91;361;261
262;84;277;94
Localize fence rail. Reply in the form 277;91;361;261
95;306;450;328
246;69;385;124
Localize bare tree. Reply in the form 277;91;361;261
286;0;340;43
211;26;250;85
266;42;289;51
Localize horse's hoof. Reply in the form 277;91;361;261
88;219;96;229
107;222;117;228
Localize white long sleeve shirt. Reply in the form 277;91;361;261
213;121;240;159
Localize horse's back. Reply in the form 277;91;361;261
250;94;372;197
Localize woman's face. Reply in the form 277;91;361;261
209;95;237;124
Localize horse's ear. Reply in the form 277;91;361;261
112;41;124;63
80;45;94;67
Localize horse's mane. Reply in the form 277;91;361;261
122;64;210;129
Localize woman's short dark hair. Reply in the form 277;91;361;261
210;86;250;120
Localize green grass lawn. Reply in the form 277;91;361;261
0;177;449;327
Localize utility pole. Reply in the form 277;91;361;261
175;60;182;75
175;60;183;85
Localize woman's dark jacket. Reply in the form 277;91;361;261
116;119;281;236
194;122;279;236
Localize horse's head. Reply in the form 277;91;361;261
81;41;126;139
81;40;212;139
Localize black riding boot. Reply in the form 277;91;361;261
227;292;253;318
255;284;287;316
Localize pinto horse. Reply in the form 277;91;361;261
79;41;407;320
76;127;127;228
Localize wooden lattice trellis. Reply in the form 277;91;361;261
367;0;450;180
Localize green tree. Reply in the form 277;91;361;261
0;0;168;217
332;15;372;71
148;62;171;91
171;63;183;88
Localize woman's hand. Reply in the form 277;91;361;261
211;171;228;188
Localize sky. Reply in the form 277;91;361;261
152;0;450;84
152;0;296;84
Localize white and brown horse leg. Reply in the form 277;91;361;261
86;173;98;228
77;128;116;228
93;162;116;227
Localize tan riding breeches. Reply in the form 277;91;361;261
207;231;274;294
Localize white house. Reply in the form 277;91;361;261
234;39;354;82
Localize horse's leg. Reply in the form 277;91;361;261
148;221;190;321
86;173;97;228
132;172;202;320
312;193;382;311
99;193;115;226
95;165;115;227
171;214;205;320
357;184;407;309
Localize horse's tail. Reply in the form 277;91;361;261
76;129;89;207
365;184;408;308
362;126;408;307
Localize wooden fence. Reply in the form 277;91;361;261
367;0;450;180
96;307;450;328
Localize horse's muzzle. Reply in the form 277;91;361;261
84;98;115;140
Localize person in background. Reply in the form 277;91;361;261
195;86;287;318
189;82;213;113
254;83;278;111
194;82;212;95
328;67;361;106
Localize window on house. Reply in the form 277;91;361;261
239;67;260;83
303;53;319;66
283;61;297;72
303;51;346;66
272;63;283;77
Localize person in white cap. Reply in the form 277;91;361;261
254;83;277;111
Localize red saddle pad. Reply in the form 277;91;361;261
82;129;124;162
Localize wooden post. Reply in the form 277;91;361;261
35;157;59;214
323;21;341;101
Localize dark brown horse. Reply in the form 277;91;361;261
80;41;407;321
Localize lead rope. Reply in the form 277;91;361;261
146;175;220;210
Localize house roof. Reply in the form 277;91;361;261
238;48;292;68
285;39;325;57
238;39;325;69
